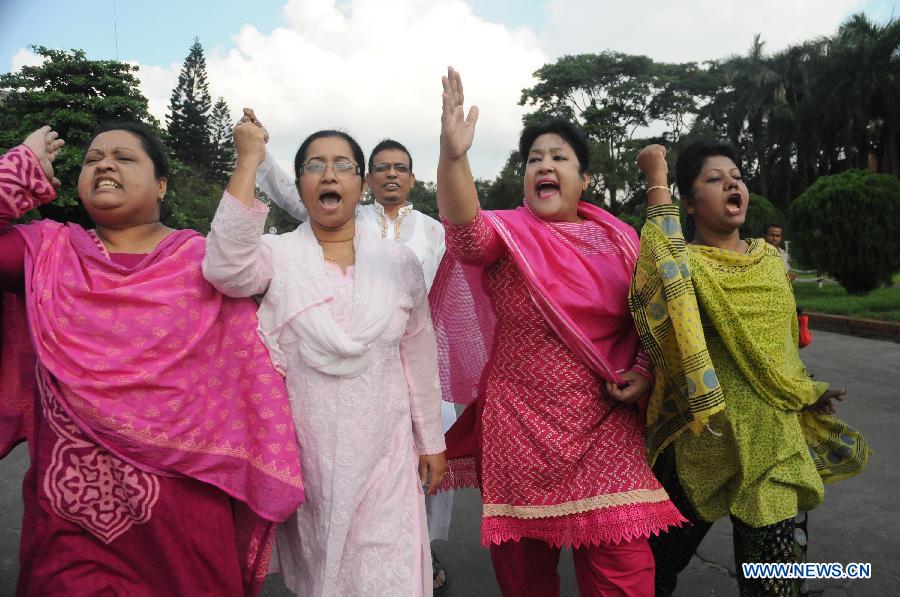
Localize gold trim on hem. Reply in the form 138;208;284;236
482;488;670;519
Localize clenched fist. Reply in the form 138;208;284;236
636;144;668;186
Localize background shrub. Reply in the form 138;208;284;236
789;169;900;294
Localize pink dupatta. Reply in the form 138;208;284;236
430;201;642;407
1;220;305;593
13;220;304;518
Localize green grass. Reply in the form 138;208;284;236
794;283;900;322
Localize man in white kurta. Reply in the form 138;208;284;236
256;141;458;550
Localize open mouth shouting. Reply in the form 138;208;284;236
725;191;743;216
535;177;560;200
318;190;343;214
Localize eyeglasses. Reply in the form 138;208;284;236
372;162;411;174
299;160;360;176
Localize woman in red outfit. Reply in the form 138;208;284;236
0;124;304;596
430;67;683;597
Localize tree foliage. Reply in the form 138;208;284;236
481;152;522;211
507;13;898;221
408;180;439;220
164;160;222;235
208;97;235;184
167;38;213;169
740;193;784;240
788;170;900;294
0;46;157;225
0;42;229;234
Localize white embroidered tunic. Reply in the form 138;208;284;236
203;194;446;597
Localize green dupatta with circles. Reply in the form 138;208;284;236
630;205;869;496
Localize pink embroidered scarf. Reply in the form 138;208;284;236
429;202;641;405
4;220;304;522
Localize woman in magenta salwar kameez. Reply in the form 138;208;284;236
0;124;304;596
430;68;684;597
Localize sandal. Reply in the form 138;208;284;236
432;548;448;594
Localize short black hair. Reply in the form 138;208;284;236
765;223;783;234
89;121;170;180
675;139;742;198
294;130;366;180
368;139;413;173
518;118;590;175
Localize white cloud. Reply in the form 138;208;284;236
133;62;180;126
127;0;872;182
10;47;45;71
135;0;548;183
540;0;867;63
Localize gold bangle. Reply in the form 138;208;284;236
646;185;671;195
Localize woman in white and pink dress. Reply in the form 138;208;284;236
202;117;447;597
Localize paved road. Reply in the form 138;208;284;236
2;330;897;596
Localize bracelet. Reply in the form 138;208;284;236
646;185;671;195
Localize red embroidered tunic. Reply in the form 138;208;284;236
445;212;683;548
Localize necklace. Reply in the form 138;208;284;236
313;230;354;243
324;248;355;263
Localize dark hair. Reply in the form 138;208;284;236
518;118;590;175
675;139;742;198
88;121;170;180
765;222;783;234
294;130;366;180
368;139;413;173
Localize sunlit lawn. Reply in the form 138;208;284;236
794;282;900;322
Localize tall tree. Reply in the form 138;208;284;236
167;38;213;169
0;46;157;224
208;97;235;184
822;14;900;177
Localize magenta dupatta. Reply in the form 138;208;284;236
3;220;304;523
429;202;642;406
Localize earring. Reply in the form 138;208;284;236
158;196;165;204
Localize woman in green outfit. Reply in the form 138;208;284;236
629;140;869;597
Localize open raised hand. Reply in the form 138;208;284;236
23;126;65;189
440;67;479;161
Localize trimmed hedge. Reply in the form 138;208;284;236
741;193;784;240
789;169;900;294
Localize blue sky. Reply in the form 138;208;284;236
1;0;895;181
4;0;891;72
0;0;546;71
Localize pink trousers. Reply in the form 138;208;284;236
490;537;654;597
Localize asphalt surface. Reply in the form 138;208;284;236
1;330;896;596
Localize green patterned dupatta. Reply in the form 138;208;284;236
630;205;869;483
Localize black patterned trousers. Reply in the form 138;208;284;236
650;452;808;597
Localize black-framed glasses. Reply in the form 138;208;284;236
372;162;411;174
299;160;360;176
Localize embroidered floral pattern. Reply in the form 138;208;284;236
40;369;160;544
0;145;56;219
